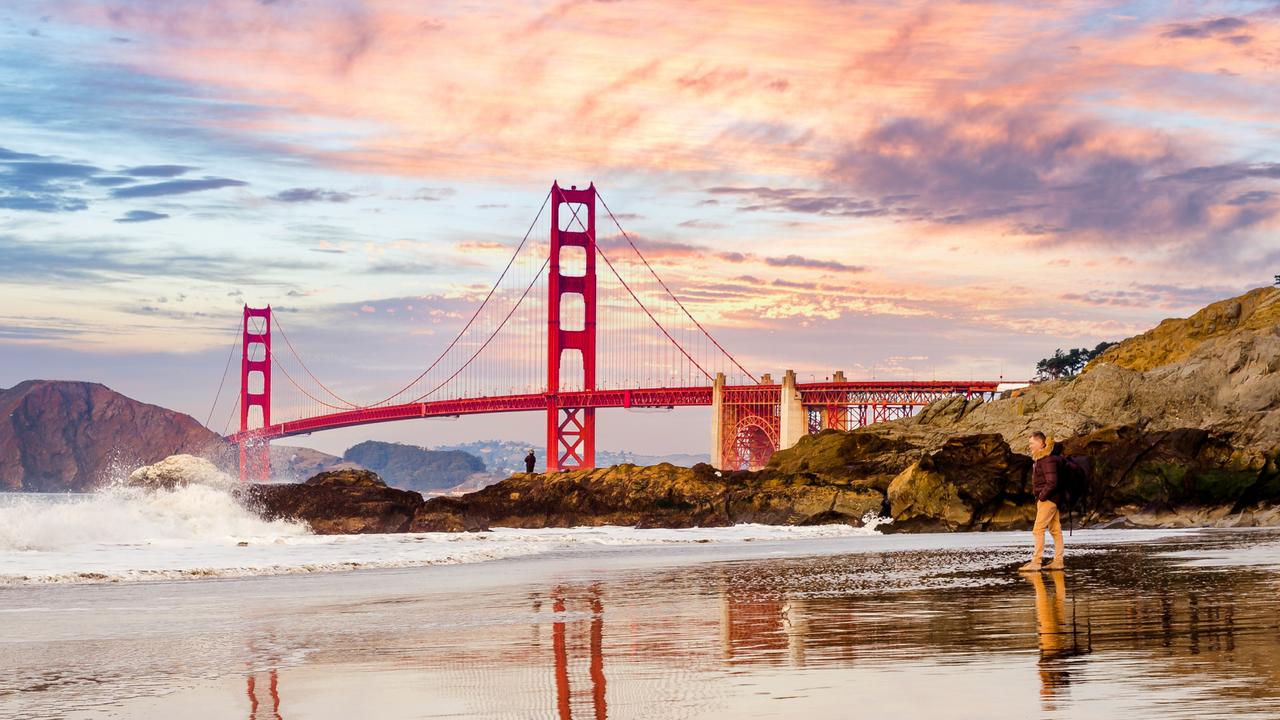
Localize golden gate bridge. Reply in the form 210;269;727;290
220;183;1003;480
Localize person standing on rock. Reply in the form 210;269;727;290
524;449;537;474
1021;431;1066;572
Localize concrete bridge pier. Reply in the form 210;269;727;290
778;369;806;451
710;368;808;470
710;372;725;468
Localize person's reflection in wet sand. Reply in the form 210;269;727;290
1027;571;1088;712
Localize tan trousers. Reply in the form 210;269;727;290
1032;500;1064;562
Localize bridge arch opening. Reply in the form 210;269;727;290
729;415;778;471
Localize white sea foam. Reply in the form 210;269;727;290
0;484;308;553
0;486;883;585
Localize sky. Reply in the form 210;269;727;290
1;0;1278;457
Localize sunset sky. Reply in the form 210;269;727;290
2;0;1278;456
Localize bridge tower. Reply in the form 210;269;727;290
546;182;597;472
239;305;272;482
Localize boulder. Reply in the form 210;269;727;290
885;434;1032;531
245;469;425;534
764;427;930;490
128;454;233;490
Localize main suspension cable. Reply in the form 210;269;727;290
205;322;241;429
597;192;757;383
358;190;552;408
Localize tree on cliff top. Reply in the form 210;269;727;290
1035;342;1116;381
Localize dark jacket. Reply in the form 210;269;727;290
1032;455;1066;502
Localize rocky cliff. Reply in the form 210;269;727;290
885;286;1280;455
762;285;1280;530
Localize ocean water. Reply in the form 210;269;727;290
4;485;1280;719
0;487;1190;586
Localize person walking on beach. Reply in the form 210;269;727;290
1021;431;1065;572
524;449;537;474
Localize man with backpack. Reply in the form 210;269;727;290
1020;431;1066;572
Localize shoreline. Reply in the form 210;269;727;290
0;520;1210;587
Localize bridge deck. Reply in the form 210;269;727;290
226;381;1003;442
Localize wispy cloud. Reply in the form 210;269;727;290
1161;16;1252;44
109;177;247;198
0;235;328;284
114;209;170;223
270;187;354;203
764;255;867;274
125;164;194;177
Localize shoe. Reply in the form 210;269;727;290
1045;558;1064;571
1018;560;1042;572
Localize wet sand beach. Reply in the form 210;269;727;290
4;527;1280;719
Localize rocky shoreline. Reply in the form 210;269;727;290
233;422;1279;536
123;286;1280;535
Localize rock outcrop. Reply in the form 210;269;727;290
245;469;424;534
886;434;1034;532
1062;425;1277;520
410;463;885;532
128;454;233;490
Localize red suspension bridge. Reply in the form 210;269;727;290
220;183;1006;480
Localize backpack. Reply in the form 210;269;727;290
1059;455;1092;531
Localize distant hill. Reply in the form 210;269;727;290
270;445;351;483
433;439;708;476
434;440;544;476
0;380;226;491
0;379;351;491
342;440;487;492
598;450;710;467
